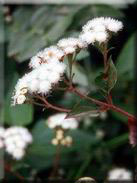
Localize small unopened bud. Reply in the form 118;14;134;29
17;95;26;104
65;136;73;146
76;177;96;183
51;138;58;146
56;129;64;140
60;139;66;146
20;88;28;95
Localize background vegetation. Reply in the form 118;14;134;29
0;2;137;181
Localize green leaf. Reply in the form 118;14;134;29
71;63;88;87
0;6;4;43
95;72;108;94
66;98;99;119
67;105;99;119
95;59;117;93
76;50;89;61
5;104;34;126
116;34;135;79
102;133;128;149
90;4;124;18
107;58;117;92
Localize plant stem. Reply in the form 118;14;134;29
34;84;136;122
103;43;108;70
50;144;61;178
36;95;71;113
103;43;113;105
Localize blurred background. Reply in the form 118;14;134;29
0;0;137;181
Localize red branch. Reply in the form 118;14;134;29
36;95;71;113
70;86;136;121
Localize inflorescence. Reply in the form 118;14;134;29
47;113;78;147
107;168;133;181
12;17;123;106
0;126;33;160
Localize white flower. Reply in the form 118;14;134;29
12;59;66;104
4;126;33;160
108;168;133;180
29;51;46;69
79;31;96;44
82;17;105;32
5;143;16;153
16;95;26;104
29;79;39;93
82;17;123;34
43;46;64;61
81;17;123;45
57;38;86;54
12;148;25;160
47;72;61;84
38;80;52;94
95;31;108;43
104;17;123;33
47;113;78;130
93;24;106;32
29;46;65;69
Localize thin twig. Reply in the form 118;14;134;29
36;95;71;113
50;144;61;178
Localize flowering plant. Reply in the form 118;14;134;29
2;2;137;180
12;17;136;149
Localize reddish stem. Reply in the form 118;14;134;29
71;87;136;121
34;83;136;122
36;95;71;113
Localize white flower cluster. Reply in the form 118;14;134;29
12;46;66;105
29;46;64;69
0;126;32;160
57;38;87;54
108;168;132;180
12;17;123;105
80;17;123;44
47;113;78;130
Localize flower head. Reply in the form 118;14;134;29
29;46;65;69
4;126;33;160
12;58;66;105
57;38;87;55
81;17;123;45
47;113;78;130
108;168;132;180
